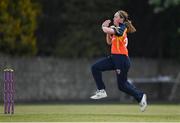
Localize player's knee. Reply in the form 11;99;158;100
118;84;124;91
117;80;127;91
91;64;98;72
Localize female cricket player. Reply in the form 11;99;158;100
90;10;147;112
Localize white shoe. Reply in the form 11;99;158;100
90;89;107;99
139;94;147;112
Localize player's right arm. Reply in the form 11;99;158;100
101;20;115;35
106;34;112;45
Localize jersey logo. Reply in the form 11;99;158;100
116;69;121;74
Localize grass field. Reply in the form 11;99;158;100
0;104;180;122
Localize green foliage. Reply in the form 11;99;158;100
38;0;124;58
148;0;180;60
149;0;180;13
178;28;180;33
37;0;180;59
0;0;40;56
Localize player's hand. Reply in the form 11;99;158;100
102;20;111;27
110;25;115;28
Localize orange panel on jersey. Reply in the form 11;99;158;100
111;30;128;56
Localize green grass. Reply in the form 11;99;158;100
0;104;180;122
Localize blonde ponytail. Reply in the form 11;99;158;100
118;10;136;33
124;19;136;33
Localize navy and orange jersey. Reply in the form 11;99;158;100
111;23;128;56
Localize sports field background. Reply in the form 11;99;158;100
0;0;180;122
0;104;180;122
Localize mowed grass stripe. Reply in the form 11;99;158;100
0;104;180;122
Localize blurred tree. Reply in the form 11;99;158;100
149;0;180;13
37;0;125;58
0;0;40;56
149;0;180;58
54;0;111;58
36;0;179;59
148;0;180;74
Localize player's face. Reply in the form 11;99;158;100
113;12;124;26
